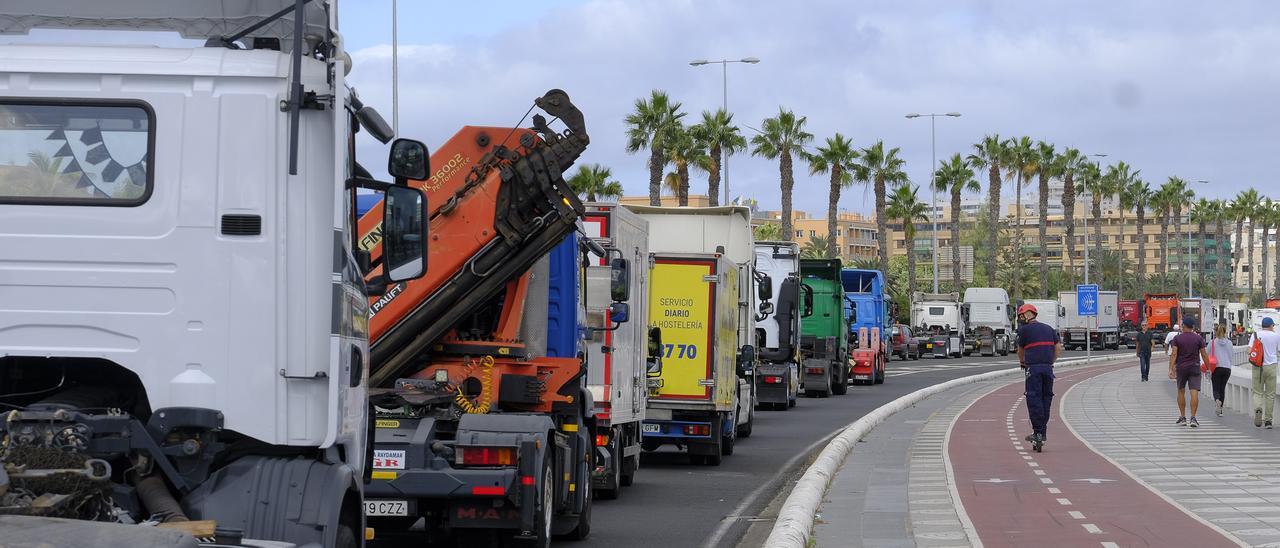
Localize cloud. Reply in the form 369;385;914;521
346;0;1280;215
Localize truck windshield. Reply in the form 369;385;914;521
929;307;945;315
0;101;152;205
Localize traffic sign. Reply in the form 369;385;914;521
1077;284;1099;317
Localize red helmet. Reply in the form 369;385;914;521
1017;303;1038;317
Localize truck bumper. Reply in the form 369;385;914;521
802;358;832;394
850;350;876;384
366;465;525;530
924;337;949;358
755;362;794;404
641;417;722;454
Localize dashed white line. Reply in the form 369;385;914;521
1034;469;1047;476
1057;497;1073;506
1028;462;1040;467
1048;487;1062;494
1069;510;1086;519
1101;542;1120;548
1083;523;1103;534
1040;478;1054;484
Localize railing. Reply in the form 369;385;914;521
1225;345;1258;415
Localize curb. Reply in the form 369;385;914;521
761;354;1133;548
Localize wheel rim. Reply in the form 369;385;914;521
542;466;553;542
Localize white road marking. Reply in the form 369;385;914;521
1048;487;1062;494
1083;523;1103;534
1041;478;1054;484
1057;498;1073;506
1069;511;1086;519
1101;542;1120;548
1034;469;1047;476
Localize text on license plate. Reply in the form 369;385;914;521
642;423;660;433
365;500;408;516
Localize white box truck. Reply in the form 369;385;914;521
1022;299;1066;334
754;241;802;410
1181;297;1219;343
1059;290;1121;349
0;3;430;545
582;203;654;498
626;205;765;439
911;292;965;358
962;288;1013;356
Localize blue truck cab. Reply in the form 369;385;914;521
842;269;890;385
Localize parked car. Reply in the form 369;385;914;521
890;324;922;361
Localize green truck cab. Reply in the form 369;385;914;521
799;259;848;397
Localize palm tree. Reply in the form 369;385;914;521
625;90;685;206
567;164;624;202
1150;186;1171;278
1057;148;1084;283
751;108;814;242
1107;163;1139;284
1261;199;1274;298
852;140;909;276
754;222;783;242
689;109;747;207
1212;199;1229;288
887;185;929;296
1128;180;1152;295
1004;136;1036;300
1163;177;1194;279
1231;189;1261;295
806;133;860;258
967;135;1008;285
1030;141;1057;297
1190;198;1213;292
801;235;835;259
663;124;710;206
933;153;980;293
1076;161;1106;286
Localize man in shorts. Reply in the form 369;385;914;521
1169;318;1211;427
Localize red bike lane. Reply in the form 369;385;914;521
947;364;1236;547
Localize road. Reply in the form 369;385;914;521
369;348;1131;548
586;348;1131;548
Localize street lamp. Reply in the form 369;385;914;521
690;57;761;205
1081;153;1107;366
1187;179;1210;297
905;112;962;293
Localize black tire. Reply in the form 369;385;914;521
335;524;358;548
805;389;819;398
831;368;848;395
875;355;885;384
566;471;592;540
704;449;723;466
619;454;636;487
721;430;735;456
596;443;620;500
739;405;754;438
517;454;555;548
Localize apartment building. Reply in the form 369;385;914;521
754;209;879;262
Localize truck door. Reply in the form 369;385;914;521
649;259;717;400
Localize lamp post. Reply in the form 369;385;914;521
391;0;399;135
690;57;760;205
1082;153;1107;366
905;112;961;293
1188;179;1210;297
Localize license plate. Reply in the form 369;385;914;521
854;375;870;380
926;344;932;349
365;500;408;517
642;423;661;433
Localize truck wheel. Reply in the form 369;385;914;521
875;355;885;384
335;524;357;548
596;444;621;500
533;457;555;548
832;368;848;395
566;477;592;540
721;429;736;456
738;406;754;438
620;454;637;487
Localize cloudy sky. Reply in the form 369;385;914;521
341;1;1280;216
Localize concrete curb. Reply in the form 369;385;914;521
761;354;1133;548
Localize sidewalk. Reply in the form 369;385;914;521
808;360;1280;547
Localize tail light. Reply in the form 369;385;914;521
596;434;610;447
457;446;517;467
763;376;783;384
806;367;825;375
682;424;711;436
472;486;506;496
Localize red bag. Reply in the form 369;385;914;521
1250;336;1265;367
1203;351;1218;374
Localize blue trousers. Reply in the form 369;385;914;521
1138;352;1151;381
1025;365;1055;437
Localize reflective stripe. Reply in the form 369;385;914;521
1023;341;1056;349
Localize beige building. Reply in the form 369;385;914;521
1235;222;1279;295
755;210;878;262
619;194;713;208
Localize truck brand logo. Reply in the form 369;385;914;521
369;283;404;317
455;506;519;521
376;419;400;428
373;450;406;469
359;224;383;252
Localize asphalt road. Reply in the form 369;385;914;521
371;348;1132;548
586;348;1132;548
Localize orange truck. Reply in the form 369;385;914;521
357;91;614;545
1143;292;1180;343
1267;298;1280;310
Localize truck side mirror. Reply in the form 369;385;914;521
759;301;775;316
382;185;428;282
610;258;630;302
801;285;815;318
646;327;663;378
960;303;971;322
356;104;395;144
757;274;773;301
388;138;429;181
609;302;630;324
1058;306;1066;318
737;345;755;377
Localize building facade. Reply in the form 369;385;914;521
755;209;878;262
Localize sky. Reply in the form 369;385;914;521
343;1;1279;215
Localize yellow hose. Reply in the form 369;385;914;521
454;355;494;414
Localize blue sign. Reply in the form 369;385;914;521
1077;284;1099;317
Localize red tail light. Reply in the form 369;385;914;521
763;376;783;384
472;486;506;496
595;434;610;447
457;446;517;467
682;425;711;436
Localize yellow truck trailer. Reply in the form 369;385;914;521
640;252;743;465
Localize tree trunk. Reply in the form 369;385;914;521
1174;204;1184;284
1262;221;1271;298
952;188;963;292
1137;206;1146;299
1013;172;1023;300
1249;219;1257;299
1038;171;1050;297
708;144;722;207
677;160;690;207
876;173;890;276
1118;209;1127;296
906;227;918;297
781;148;795;242
1218;219;1228;294
1197;220;1207;293
1062;173;1077;285
1234;219;1245;278
648;146;663;206
827;166;842;258
986;165;1001;286
1159;207;1169;280
1092;192;1103;287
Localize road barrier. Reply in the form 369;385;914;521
762;353;1134;548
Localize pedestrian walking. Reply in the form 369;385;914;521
1168;318;1210;427
1251;317;1280;428
1017;303;1061;452
1210;324;1234;417
1135;324;1154;382
1164;329;1178;356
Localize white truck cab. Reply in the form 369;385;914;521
0;3;428;546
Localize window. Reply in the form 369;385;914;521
0;100;153;205
809;230;816;237
929;307;945;315
796;230;804;237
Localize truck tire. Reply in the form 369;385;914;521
335;524;357;548
721;429;735;456
831;365;848;395
620;453;637;487
566;476;592;540
738;405;754;438
596;443;621;500
533;456;555;548
875;354;885;384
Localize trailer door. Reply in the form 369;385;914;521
650;259;717;400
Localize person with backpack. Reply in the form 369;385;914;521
1168;318;1210;427
1250;317;1280;428
1209;324;1234;417
1017;303;1061;451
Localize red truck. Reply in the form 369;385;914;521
1120;299;1141;348
1143;293;1180;344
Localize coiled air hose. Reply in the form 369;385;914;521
454;355;494;414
